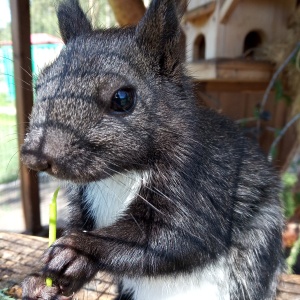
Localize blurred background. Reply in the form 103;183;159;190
0;0;121;233
0;0;300;276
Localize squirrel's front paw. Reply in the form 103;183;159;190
42;233;98;294
22;273;73;300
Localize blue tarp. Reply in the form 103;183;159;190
0;44;62;101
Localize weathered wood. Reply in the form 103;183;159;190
199;83;297;171
204;81;269;92
184;1;216;22
108;0;146;26
1;232;300;299
219;0;240;23
277;274;300;299
0;232;116;299
187;59;273;83
10;0;41;234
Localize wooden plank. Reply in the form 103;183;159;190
187;59;273;83
1;232;300;299
10;0;41;234
0;232;116;299
220;0;240;23
188;60;217;81
0;232;300;300
218;92;246;120
185;1;216;22
280;274;300;286
277;274;300;299
276;293;300;300
200;82;296;170
204;81;269;93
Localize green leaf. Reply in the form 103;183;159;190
282;173;298;187
253;108;260;120
282;94;293;105
274;80;283;102
0;289;15;300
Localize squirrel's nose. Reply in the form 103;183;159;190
21;146;51;172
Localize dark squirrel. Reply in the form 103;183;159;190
21;0;284;299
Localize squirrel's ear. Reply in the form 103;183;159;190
57;0;92;44
135;0;186;75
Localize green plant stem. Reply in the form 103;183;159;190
286;235;300;274
46;187;60;287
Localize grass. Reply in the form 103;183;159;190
0;92;14;106
0;96;19;184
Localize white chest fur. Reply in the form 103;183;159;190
83;171;148;228
122;258;230;300
82;172;230;300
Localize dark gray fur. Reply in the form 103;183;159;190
21;0;284;299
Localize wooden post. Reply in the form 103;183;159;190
10;0;41;234
108;0;146;26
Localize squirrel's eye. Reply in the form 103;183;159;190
110;88;136;114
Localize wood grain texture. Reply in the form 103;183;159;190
0;232;117;299
1;232;300;299
277;274;300;299
187;59;273;83
198;80;298;171
219;0;240;23
10;0;41;235
108;0;145;26
185;1;216;22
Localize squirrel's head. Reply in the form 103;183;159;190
21;0;194;183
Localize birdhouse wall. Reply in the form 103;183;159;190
185;0;296;62
216;0;295;58
185;14;219;62
188;0;218;11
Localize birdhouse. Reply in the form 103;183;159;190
184;0;297;63
183;0;299;171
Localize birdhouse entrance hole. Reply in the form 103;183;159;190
243;30;263;58
193;34;206;61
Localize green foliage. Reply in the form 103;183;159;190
281;172;298;219
0;93;13;106
30;0;116;37
0;289;14;300
0;99;19;184
287;236;300;274
281;171;300;273
0;0;117;42
274;80;292;105
253;107;260;120
30;0;60;37
0;25;11;42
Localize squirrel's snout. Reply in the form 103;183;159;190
20;127;78;179
20;129;66;175
21;145;51;172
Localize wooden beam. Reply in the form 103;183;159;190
187;59;273;83
277;274;300;297
203;81;270;93
185;1;216;23
108;0;146;26
10;0;42;234
220;0;239;24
